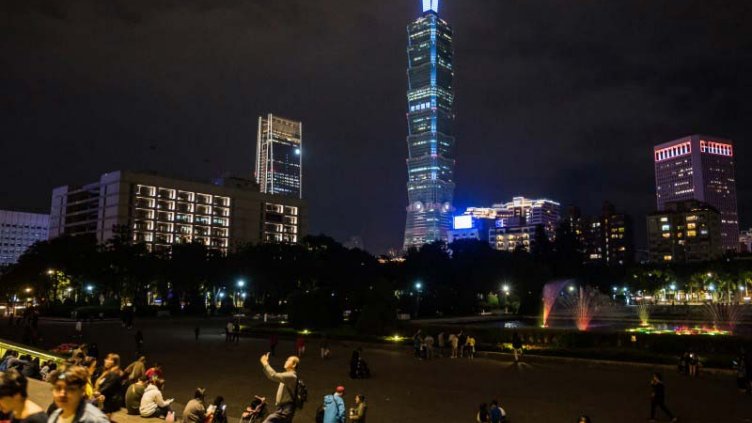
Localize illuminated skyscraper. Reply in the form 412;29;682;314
255;114;302;199
403;0;456;250
654;135;738;251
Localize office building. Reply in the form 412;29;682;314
403;0;456;250
256;114;302;199
568;203;633;265
654;135;739;251
0;210;49;266
740;229;752;253
647;200;721;263
493;197;560;236
49;171;307;254
489;225;537;253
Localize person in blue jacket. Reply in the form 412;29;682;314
322;386;346;423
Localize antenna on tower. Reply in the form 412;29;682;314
422;0;439;13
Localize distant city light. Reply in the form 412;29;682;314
422;0;439;13
453;215;473;230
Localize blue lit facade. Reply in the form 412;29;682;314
403;1;456;250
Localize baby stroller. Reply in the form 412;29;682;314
240;396;266;423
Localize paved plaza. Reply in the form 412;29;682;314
9;318;752;422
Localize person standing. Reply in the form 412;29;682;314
412;330;422;359
649;373;677;422
348;394;367;423
424;334;434;360
295;336;305;357
269;334;278;357
437;332;445;358
226;321;233;343
512;333;523;363
449;333;459;359
458;331;467;358
75;320;83;341
322;386;345;423
0;370;47;423
48;366;109;423
466;335;476;359
476;403;490;423
259;353;299;423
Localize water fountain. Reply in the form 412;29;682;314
704;302;744;333
636;303;651;327
562;286;607;331
541;280;569;327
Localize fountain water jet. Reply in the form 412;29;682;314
562;286;608;331
541;280;569;327
704;302;744;333
636;303;651;326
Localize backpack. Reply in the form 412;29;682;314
314;403;325;423
286;376;308;409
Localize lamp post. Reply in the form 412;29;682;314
414;281;423;318
502;284;510;314
236;279;246;308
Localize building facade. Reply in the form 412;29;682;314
256;114;302;199
403;0;456;250
49;171;307;254
568;203;633;265
654;135;739;251
647;200;722;263
0;210;49;266
740;229;752;253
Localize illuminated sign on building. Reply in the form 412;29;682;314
654;141;691;162
453;215;473;230
700;140;733;157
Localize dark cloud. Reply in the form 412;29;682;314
1;0;751;253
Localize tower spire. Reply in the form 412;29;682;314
422;0;439;14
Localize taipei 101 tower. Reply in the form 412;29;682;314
403;0;456;250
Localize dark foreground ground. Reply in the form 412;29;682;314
7;317;752;423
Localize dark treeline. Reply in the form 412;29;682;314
2;223;752;333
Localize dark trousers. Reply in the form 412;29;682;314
650;399;674;419
262;403;295;423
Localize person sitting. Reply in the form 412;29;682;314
209;396;226;423
145;363;163;381
181;388;207;423
93;354;123;420
0;369;47;423
125;376;149;416
139;379;173;418
48;366;109;423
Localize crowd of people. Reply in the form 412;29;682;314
0;347;242;423
412;329;485;360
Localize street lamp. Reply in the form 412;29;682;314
414;281;423;318
501;284;511;314
86;285;94;293
237;280;245;288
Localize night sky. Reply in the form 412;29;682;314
2;0;751;254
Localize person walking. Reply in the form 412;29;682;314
48;366;109;423
322;386;346;423
320;335;330;359
512;333;523;363
649;373;678;422
0;369;47;423
135;330;144;356
348;394;367;423
259;353;298;423
232;321;241;344
466;335;476;360
489;400;506;423
181;388;208;423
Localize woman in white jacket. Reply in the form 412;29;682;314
139;379;174;418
